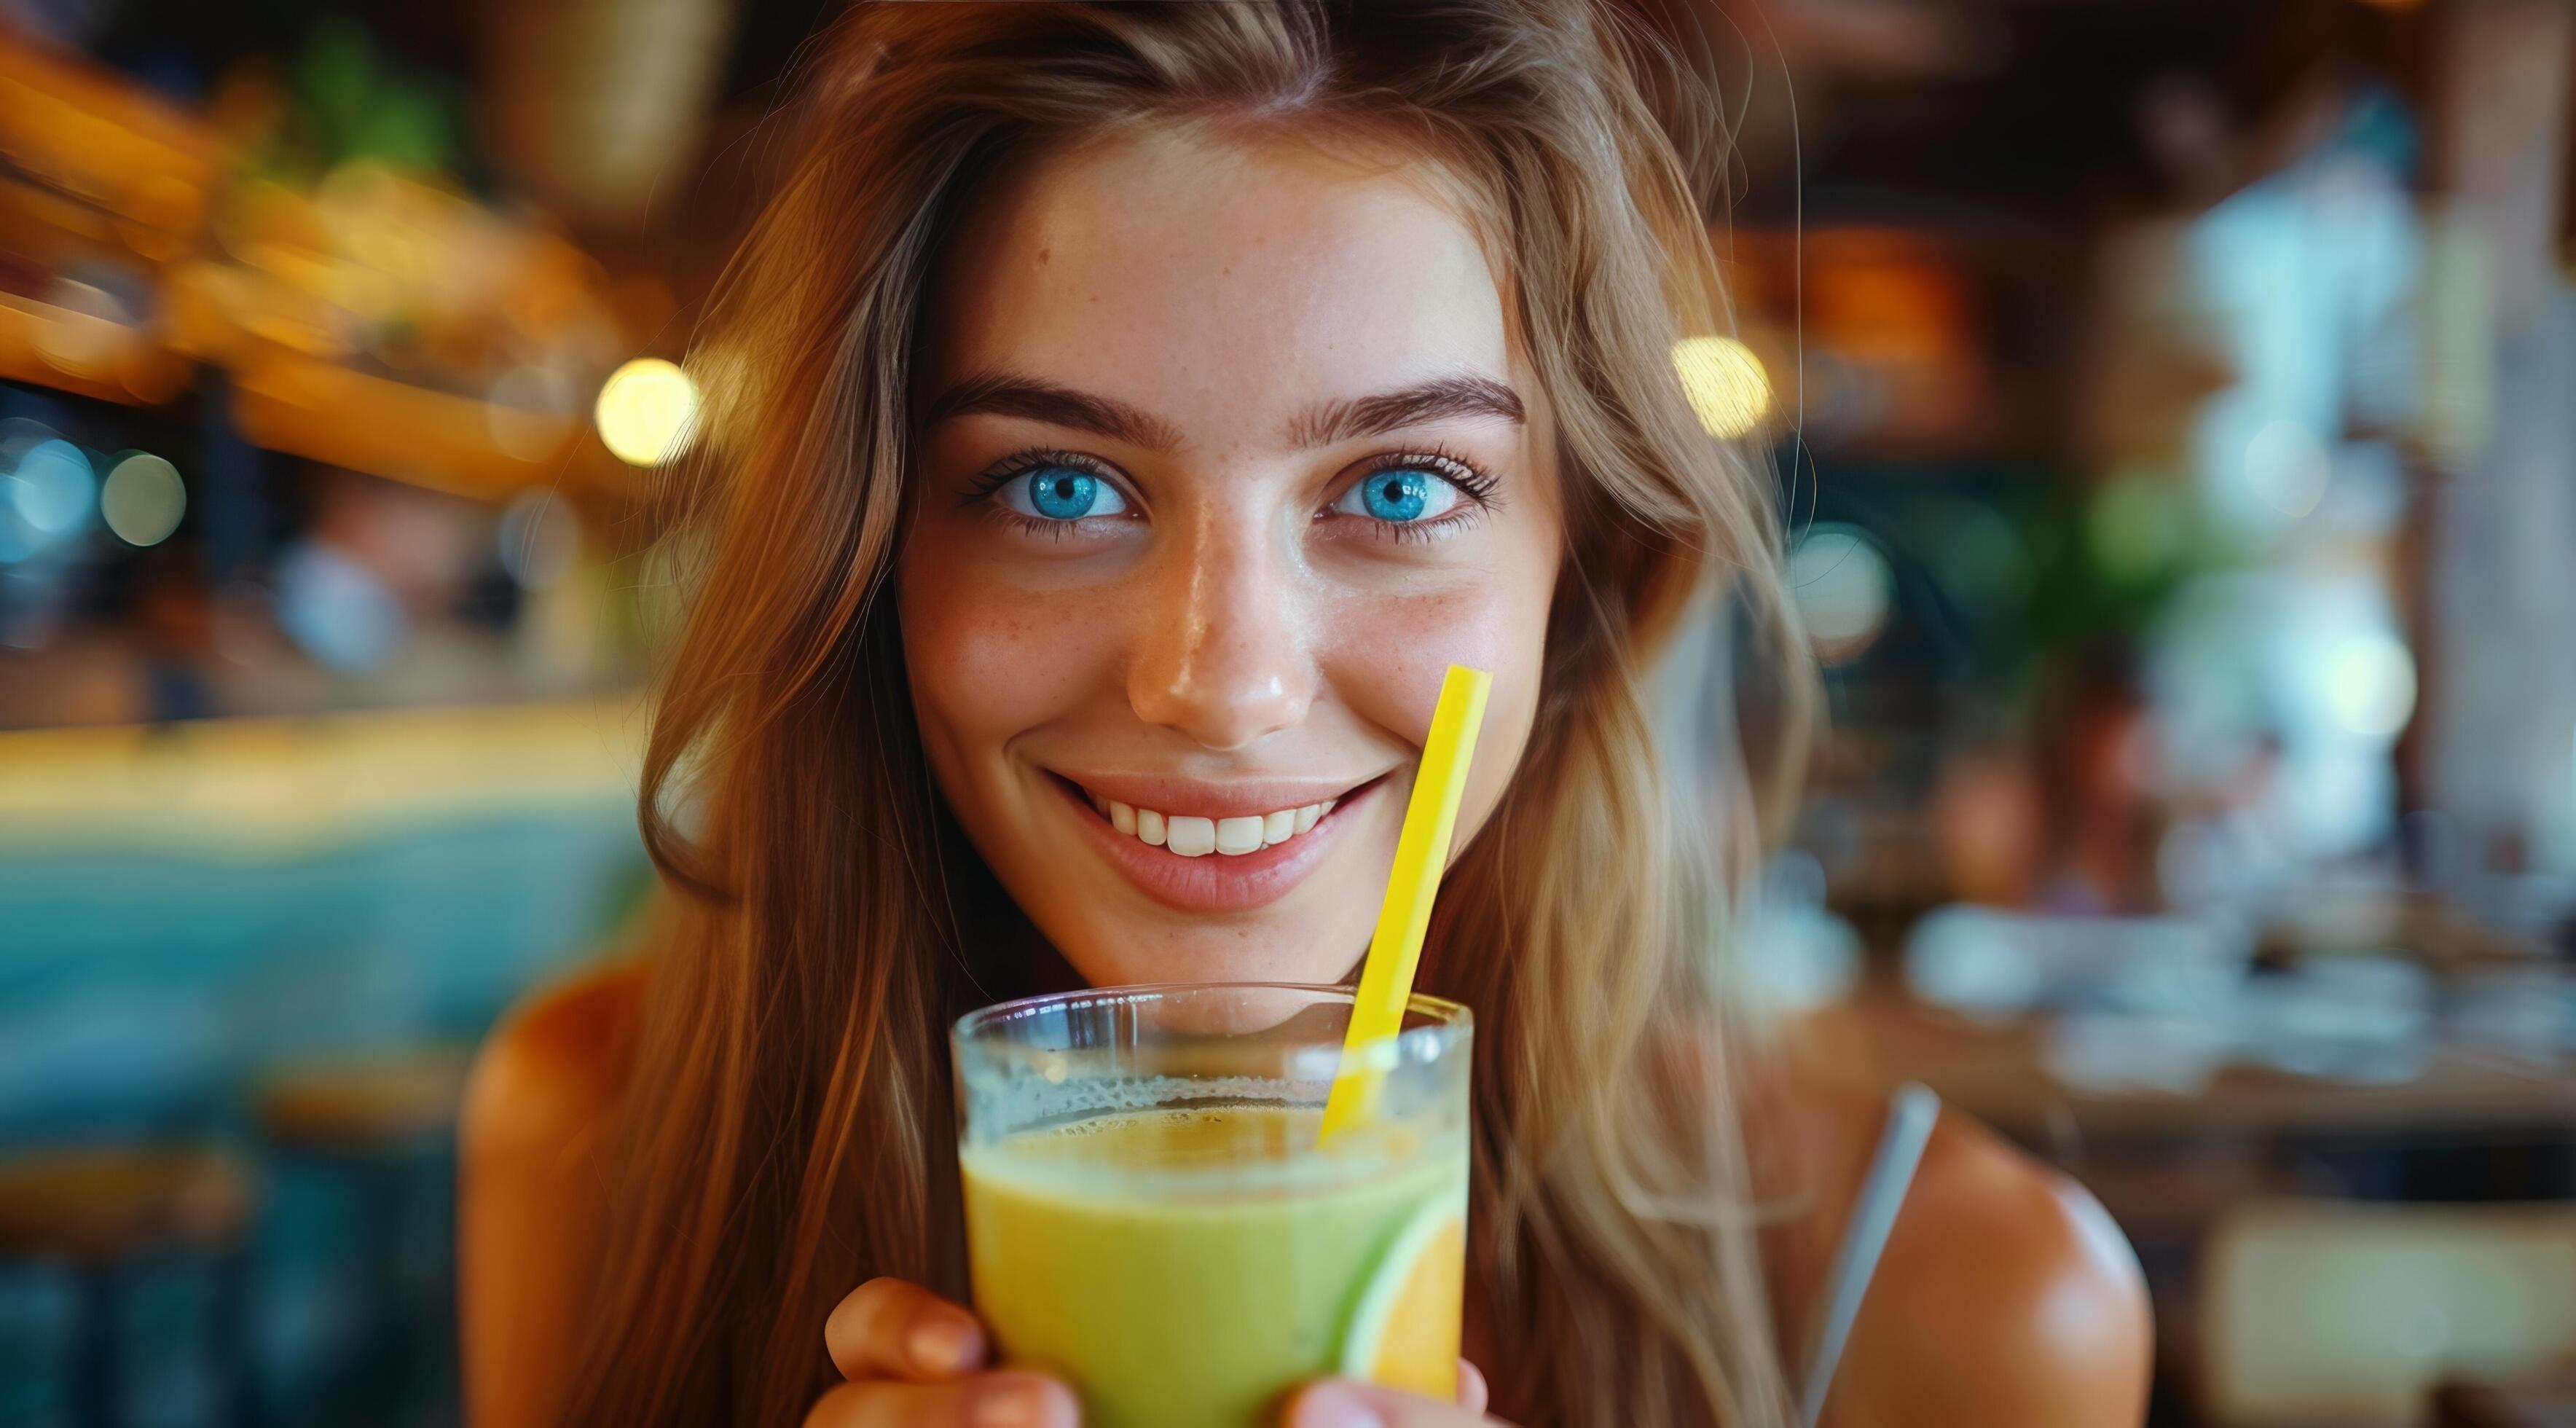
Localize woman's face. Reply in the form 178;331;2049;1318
900;125;1563;988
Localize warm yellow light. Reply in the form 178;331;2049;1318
594;358;700;466
1672;335;1772;439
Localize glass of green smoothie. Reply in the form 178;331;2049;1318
953;982;1472;1428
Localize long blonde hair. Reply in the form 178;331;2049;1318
569;4;1814;1423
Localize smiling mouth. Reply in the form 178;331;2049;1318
1048;772;1383;858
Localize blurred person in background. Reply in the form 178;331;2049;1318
274;467;478;676
2032;640;2166;917
461;5;2151;1428
1926;737;2045;909
1928;643;2173;917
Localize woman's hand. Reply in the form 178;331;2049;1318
1283;1362;1513;1427
802;1277;1079;1428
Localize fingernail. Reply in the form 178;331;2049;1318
971;1377;1056;1428
906;1312;976;1372
1292;1383;1389;1428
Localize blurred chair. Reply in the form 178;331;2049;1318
2201;1199;2576;1427
0;1145;256;1428
254;1047;471;1428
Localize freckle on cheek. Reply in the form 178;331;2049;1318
935;596;1108;715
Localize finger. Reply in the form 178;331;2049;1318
803;1370;1078;1428
1456;1361;1488;1414
822;1277;987;1383
1285;1378;1510;1428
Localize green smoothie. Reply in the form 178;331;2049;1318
962;1103;1468;1428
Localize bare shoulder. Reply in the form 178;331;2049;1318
459;959;650;1428
1781;1081;2153;1428
462;958;649;1166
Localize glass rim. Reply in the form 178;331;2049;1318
952;980;1473;1078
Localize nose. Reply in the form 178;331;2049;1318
1126;509;1315;750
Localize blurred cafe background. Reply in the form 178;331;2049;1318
0;0;2571;1424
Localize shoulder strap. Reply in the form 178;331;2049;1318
1796;1082;1939;1427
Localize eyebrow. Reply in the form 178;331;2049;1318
922;370;1525;454
1286;374;1526;449
922;371;1187;453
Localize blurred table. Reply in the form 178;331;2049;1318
1792;984;2576;1147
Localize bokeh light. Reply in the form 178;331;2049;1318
1671;335;1772;440
2245;417;2331;518
100;453;186;547
2324;631;2417;739
1787;522;1894;663
8;439;95;537
594;357;700;466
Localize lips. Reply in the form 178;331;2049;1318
1045;771;1384;913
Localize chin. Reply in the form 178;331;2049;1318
1056;914;1364;990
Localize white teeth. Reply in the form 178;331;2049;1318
1084;788;1347;856
1214;816;1265;855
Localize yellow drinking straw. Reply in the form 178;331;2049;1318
1319;663;1492;1142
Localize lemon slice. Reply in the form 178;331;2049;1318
1340;1190;1467;1397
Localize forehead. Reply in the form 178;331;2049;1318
929;125;1520;450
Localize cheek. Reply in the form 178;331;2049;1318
1317;557;1555;831
898;536;1123;778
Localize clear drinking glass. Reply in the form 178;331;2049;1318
953;982;1472;1428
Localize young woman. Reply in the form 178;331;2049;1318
460;4;2153;1425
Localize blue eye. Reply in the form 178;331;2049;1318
1029;471;1096;519
996;466;1129;521
1335;467;1464;524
